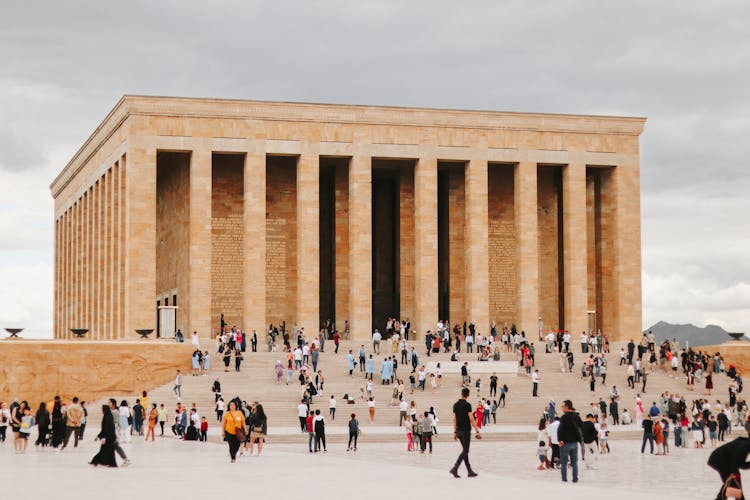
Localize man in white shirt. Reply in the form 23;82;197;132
297;400;309;432
399;399;408;426
581;332;588;353
466;334;474;353
548;417;561;467
329;395;337;421
532;370;540;397
372;330;382;354
302;343;310;364
293;347;303;370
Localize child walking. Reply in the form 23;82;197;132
537;440;548;470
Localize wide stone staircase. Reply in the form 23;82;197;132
92;339;732;443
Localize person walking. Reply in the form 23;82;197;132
173;370;183;399
347;413;359;451
450;387;481;478
145;404;157;442
532;370;540;397
368;397;376;423
557;399;583;483
222;401;246;463
89;405;117;467
247;403;266;456
329;395;337;421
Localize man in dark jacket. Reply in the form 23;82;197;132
557;399;583;483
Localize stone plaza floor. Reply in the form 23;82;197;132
0;433;723;498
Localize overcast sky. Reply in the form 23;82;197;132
1;1;748;338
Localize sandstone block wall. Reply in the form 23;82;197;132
156;152;189;331
488;165;517;327
0;341;193;408
265;157;298;326
211;154;245;331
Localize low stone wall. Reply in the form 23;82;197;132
0;340;194;407
702;342;750;375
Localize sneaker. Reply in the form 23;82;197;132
449;468;460;478
122;459;131;467
467;471;478;477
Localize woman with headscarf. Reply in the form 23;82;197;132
708;437;750;500
50;400;65;449
34;402;50;447
90;405;117;467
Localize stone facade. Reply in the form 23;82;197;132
50;96;645;340
0;340;193;407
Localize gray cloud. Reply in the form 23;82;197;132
0;0;749;334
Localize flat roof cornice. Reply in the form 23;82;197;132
50;94;647;195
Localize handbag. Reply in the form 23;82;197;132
722;473;742;499
235;426;247;442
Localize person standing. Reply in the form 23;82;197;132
557;399;583;483
641;415;655;454
62;397;84;449
157;404;168;436
34;402;50;447
347;413;359;451
450;387;481;478
420;411;434;453
532;370;540;397
313;409;326;452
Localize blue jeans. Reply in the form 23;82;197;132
560;442;578;482
641;433;654;453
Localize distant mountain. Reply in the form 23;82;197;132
643;321;744;347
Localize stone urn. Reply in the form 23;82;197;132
136;329;154;339
4;328;23;338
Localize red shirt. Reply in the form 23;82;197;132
306;415;314;432
333;333;340;344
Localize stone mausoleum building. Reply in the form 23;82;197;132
50;96;645;341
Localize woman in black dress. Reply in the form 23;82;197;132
90;405;117;467
50;401;65;448
34;402;50;447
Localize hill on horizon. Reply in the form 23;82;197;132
643;321;745;347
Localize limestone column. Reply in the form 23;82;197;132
414;154;439;337
124;144;157;338
54;218;60;338
189;149;213;337
296;152;320;333
562;163;588;334
244;143;266;333
464;158;490;332
348;154;372;339
611;162;642;340
514;162;540;337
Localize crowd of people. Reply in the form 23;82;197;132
6;313;749;498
